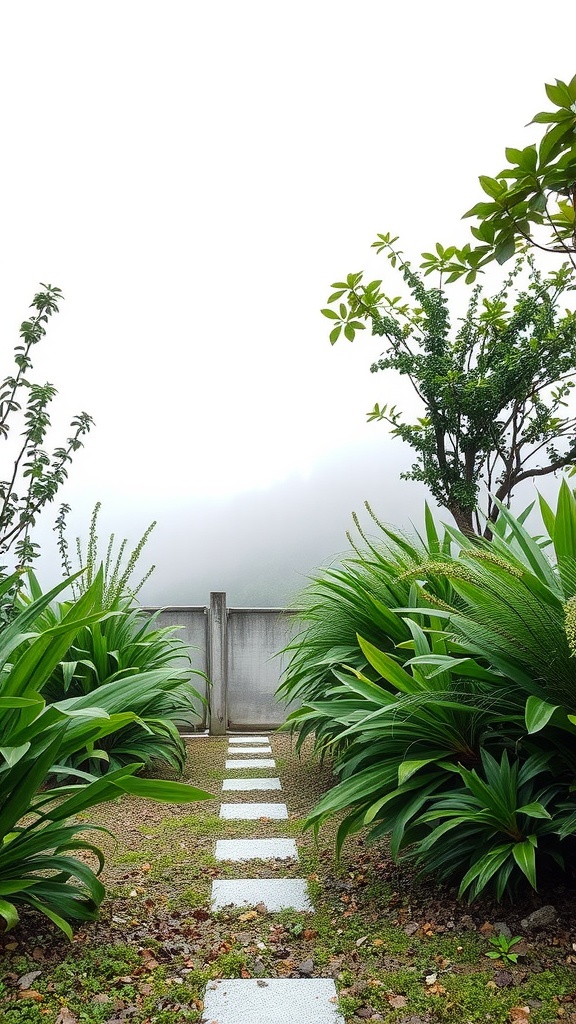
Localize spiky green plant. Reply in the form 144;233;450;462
0;570;212;936
281;485;576;900
55;501;156;605
22;572;205;776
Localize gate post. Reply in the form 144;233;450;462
208;591;227;735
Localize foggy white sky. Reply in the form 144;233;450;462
1;2;575;604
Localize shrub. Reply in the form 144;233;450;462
280;488;576;900
19;570;205;775
0;571;211;936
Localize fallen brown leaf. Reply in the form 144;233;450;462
387;994;407;1008
427;982;446;996
55;1009;78;1024
509;1007;531;1023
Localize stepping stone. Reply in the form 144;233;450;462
220;802;288;820
227;745;272;754
211;878;312;911
227;736;270;743
215;838;298;861
203;978;344;1023
226;758;275;769
222;778;282;791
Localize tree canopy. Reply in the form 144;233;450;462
323;243;576;535
420;75;576;282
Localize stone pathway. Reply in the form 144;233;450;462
202;734;343;1024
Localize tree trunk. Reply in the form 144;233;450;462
448;503;477;537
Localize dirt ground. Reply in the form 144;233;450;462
1;733;576;1023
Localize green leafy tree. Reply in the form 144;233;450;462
324;242;576;535
421;74;576;281
0;285;93;569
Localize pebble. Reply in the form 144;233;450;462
18;971;42;990
297;958;314;976
520;905;557;930
459;914;476;930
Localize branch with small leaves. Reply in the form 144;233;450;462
0;285;94;571
324;243;576;535
418;75;576;280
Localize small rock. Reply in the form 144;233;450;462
255;902;267;915
520;905;557;931
403;922;419;936
253;958;266;977
494;970;514;988
297;958;314;976
18;971;42;990
494;921;512;939
92;994;112;1004
357;1008;375;1019
459;914;476;931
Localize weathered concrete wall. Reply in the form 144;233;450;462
227;607;301;729
150;606;208;729
145;597;302;732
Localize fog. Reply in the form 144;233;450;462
1;2;574;607
29;429;560;610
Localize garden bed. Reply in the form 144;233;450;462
1;734;575;1023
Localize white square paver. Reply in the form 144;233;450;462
203;978;344;1023
222;778;282;791
211;878;312;911
225;758;275;769
220;802;288;820
215;838;298;861
226;736;270;744
228;745;273;755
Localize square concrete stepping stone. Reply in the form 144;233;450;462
222;778;282;791
220;802;288;820
215;839;298;861
203;978;343;1023
226;758;275;769
211;878;312;911
227;736;270;743
227;745;273;755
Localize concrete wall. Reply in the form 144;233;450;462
146;595;302;733
227;607;301;730
149;606;208;729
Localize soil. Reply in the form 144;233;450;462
1;733;576;1023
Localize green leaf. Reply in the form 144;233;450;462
553;479;576;565
525;695;559;734
538;492;556;540
329;326;341;345
545;81;574;108
516;802;552;820
0;897;19;931
113;777;214;802
512;839;537;889
479;175;506;199
356;636;419;694
320;308;340;320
